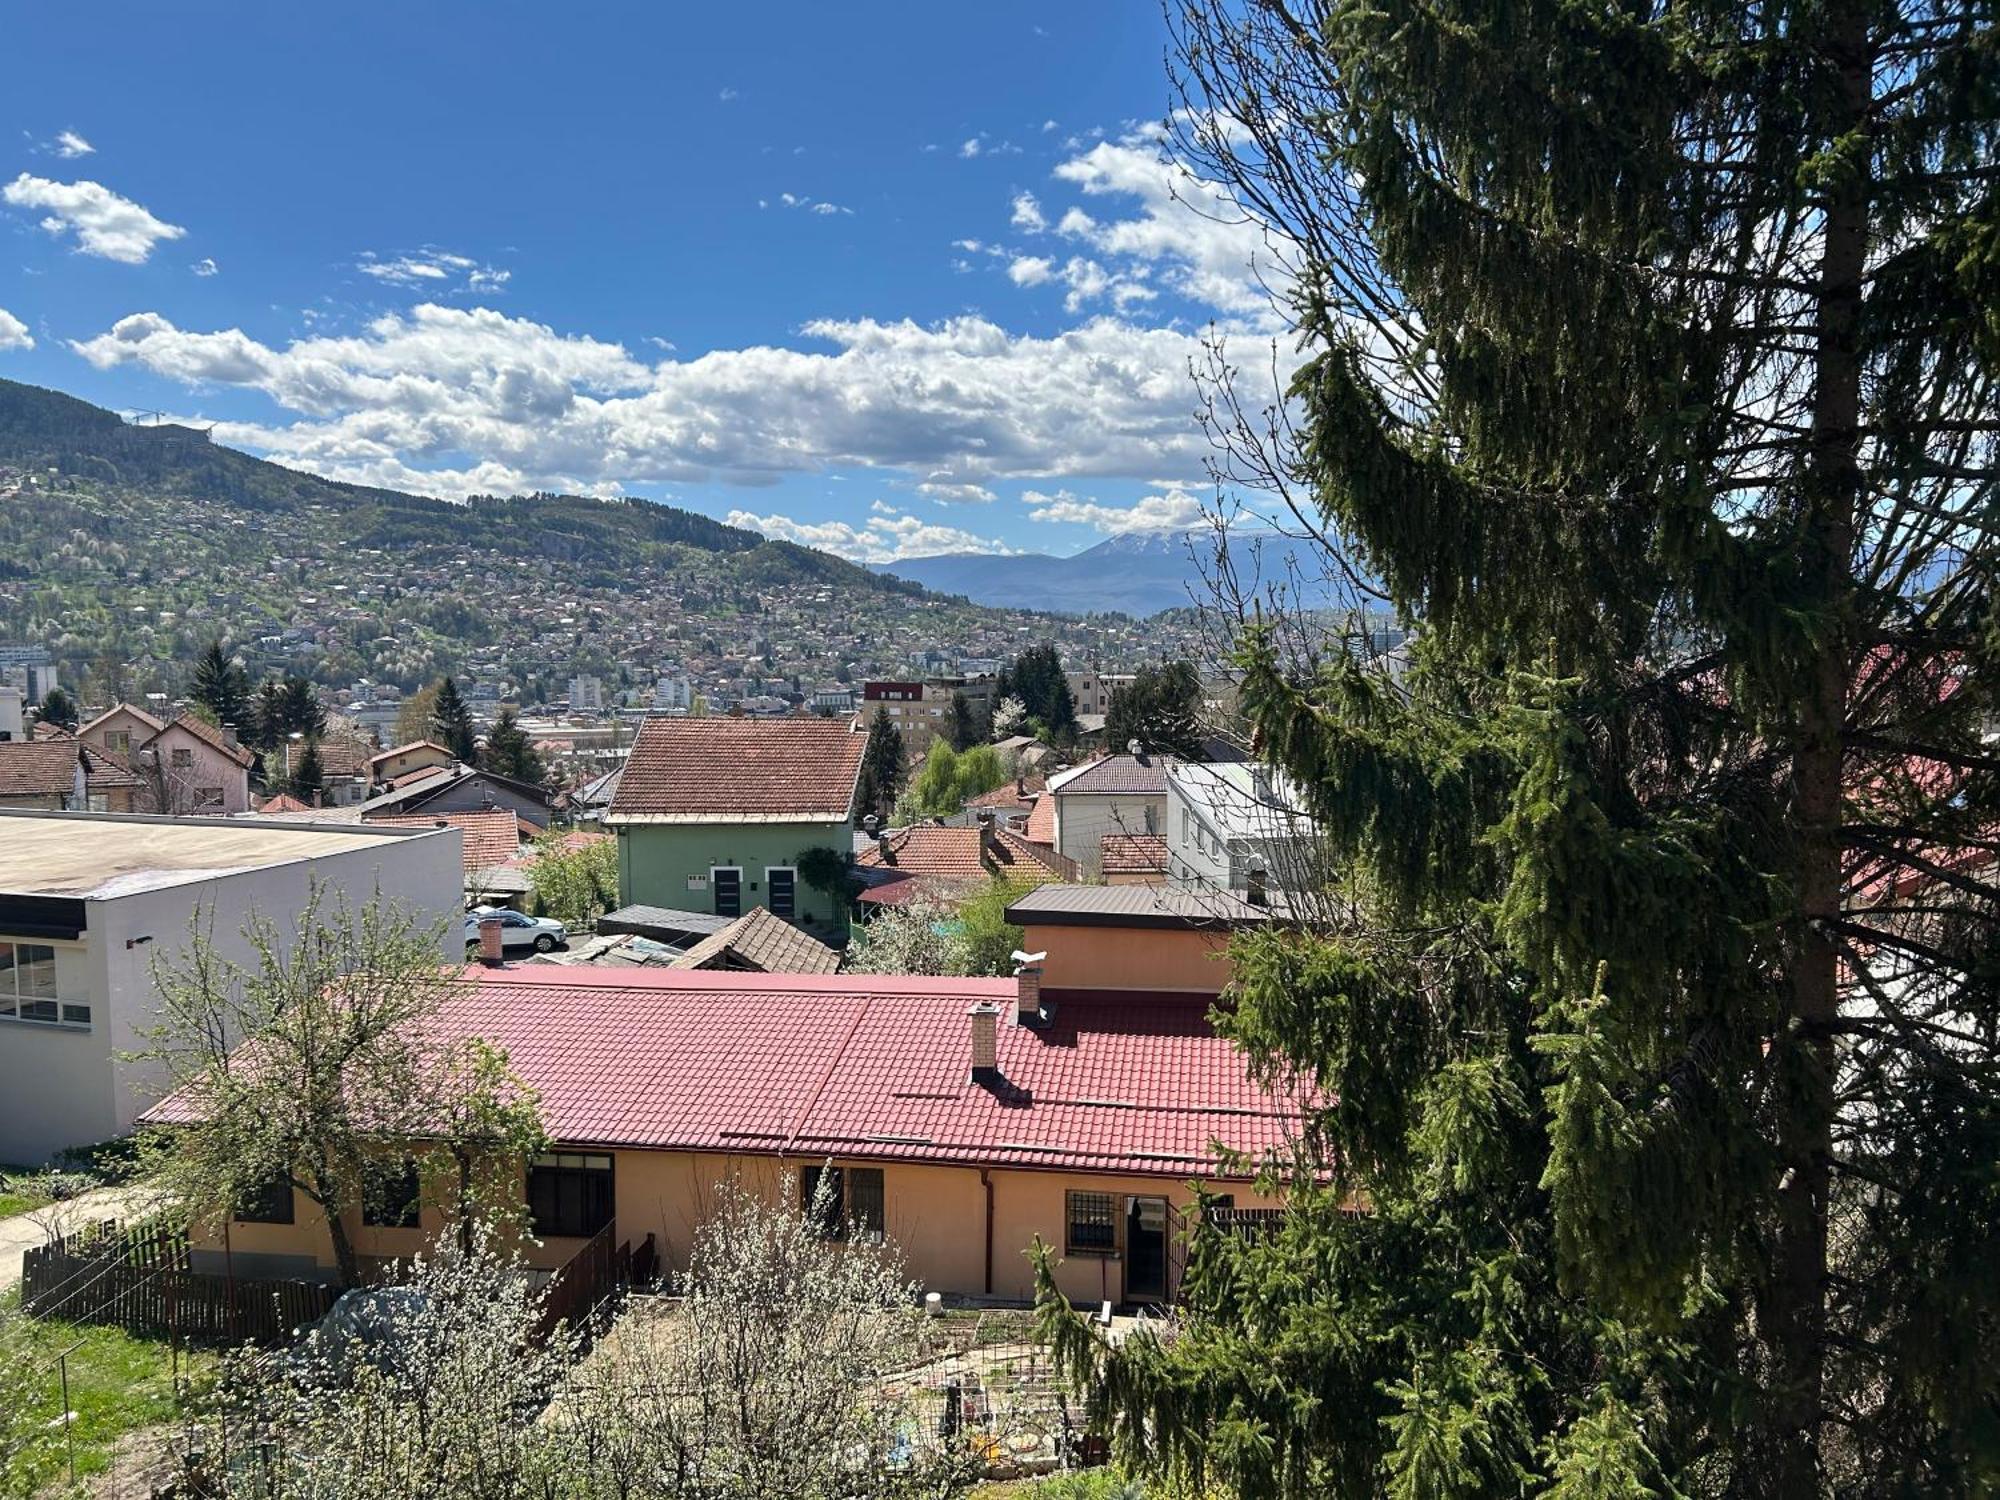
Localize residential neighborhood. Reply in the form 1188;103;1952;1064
0;1;1991;1496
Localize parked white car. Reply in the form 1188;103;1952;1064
463;907;568;953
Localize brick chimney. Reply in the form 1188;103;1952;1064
477;915;505;967
1013;950;1049;1027
976;810;997;862
968;1001;1003;1087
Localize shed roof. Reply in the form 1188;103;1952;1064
1005;881;1290;930
669;905;843;974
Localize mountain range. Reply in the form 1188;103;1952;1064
883;527;1344;617
0;377;1193;700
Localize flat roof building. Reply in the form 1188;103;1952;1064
0;810;463;1164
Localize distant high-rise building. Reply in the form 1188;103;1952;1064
0;645;57;703
569;674;605;712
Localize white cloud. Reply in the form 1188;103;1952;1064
719;87;739;101
191;256;219;277
468;267;510;291
727;503;1014;563
1049;132;1278;316
54;130;95;159
2;173;184;263
355;248;510;294
0;307;33;351
1040;119;1058;133
778;193;853;216
960;137;985;159
70;303;1216;501
1007;256;1054;287
1009;192;1046;231
1024;485;1205;534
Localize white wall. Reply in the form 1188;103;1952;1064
0;826;462;1165
1055;792;1166;879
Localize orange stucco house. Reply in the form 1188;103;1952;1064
150;965;1302;1307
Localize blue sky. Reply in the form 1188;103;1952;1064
0;4;1282;561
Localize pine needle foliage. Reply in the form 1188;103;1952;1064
1039;1;1998;1494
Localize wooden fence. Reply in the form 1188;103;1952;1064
530;1220;655;1347
20;1219;335;1345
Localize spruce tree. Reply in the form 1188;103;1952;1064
947;690;979;752
1104;660;1205;758
248;679;287;754
480;707;545;784
1042;3;1999;1495
429;676;478;763
999;644;1079;740
35;686;78;731
854;706;904;823
278;674;326;738
288;737;324;803
189;640;250;732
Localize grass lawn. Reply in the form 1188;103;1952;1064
0;1164;55;1220
3;1289;214;1493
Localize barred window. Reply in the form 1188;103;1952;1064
1066;1191;1117;1255
801;1164;886;1242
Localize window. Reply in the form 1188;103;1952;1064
196;786;223;807
766;866;796;920
1066;1191;1118;1256
800;1164;885;1242
711;866;742;919
171;747;194;770
528;1153;614;1239
363;1159;423;1229
237;1173;294;1224
105;730;131;754
0;941;88;1027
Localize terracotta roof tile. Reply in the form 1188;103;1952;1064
147;713;257;768
365;808;522;876
1050;753;1175;796
1024;792;1055;845
856;824;1077;881
608;717;865;822
670;906;843;974
1100;833;1168;875
78;703;166;740
0;740;142;798
314;734;376;778
150;970;1305;1178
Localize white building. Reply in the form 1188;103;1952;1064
0;646;57;704
1047;752;1172;879
1166;762;1322;897
0;687;22;742
569;674;605;712
653;675;693;712
0;811;463;1164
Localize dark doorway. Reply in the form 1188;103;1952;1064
1126;1196;1168;1301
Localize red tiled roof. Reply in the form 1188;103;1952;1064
147;970;1302;1178
855;824;1077;881
30;722;74;741
608;716;865;822
314;734;376;779
0;740;142;798
1024;792;1055;846
390;763;454;790
257;792;315;814
1101;833;1168;875
146;713;256;768
365;809;522;875
966;776;1044;810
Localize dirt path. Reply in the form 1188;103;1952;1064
0;1184;166;1291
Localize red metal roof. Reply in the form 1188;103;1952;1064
152;969;1302;1178
608;716;866;822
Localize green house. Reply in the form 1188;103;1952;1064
605;716;867;939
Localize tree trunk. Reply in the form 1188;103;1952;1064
1762;5;1871;1488
319;1180;362;1289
